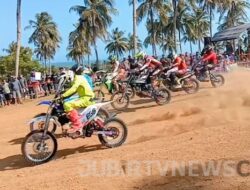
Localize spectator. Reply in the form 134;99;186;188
10;77;23;104
30;72;39;98
18;74;28;99
0;83;6;107
2;80;11;105
45;75;53;94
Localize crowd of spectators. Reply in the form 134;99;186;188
0;71;62;108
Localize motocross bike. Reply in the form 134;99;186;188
94;72;135;100
22;97;128;165
29;95;111;133
110;69;171;111
192;61;225;88
159;67;199;94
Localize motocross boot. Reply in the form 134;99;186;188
67;109;83;137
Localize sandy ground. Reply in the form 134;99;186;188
1;69;250;190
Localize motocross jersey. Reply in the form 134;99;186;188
202;51;218;65
62;75;94;99
144;56;162;69
173;57;187;70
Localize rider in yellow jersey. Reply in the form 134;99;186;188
62;64;95;135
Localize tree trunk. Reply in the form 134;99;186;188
87;55;90;66
15;0;22;77
133;0;137;56
49;60;51;75
172;0;177;52
209;4;212;37
179;30;182;53
190;41;193;54
198;40;201;52
150;8;156;56
44;59;47;74
94;42;99;64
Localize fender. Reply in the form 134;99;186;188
37;100;52;106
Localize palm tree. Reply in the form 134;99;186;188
182;15;197;53
165;0;189;52
127;33;143;55
136;0;170;55
190;8;210;51
105;28;129;58
15;0;22;77
67;24;91;65
217;0;250;30
26;12;61;74
144;20;164;55
195;0;220;37
128;0;138;56
70;0;117;64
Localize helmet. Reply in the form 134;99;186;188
70;64;83;75
135;51;146;60
172;52;177;60
207;45;213;52
109;55;117;63
83;67;92;75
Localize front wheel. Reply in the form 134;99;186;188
30;113;57;133
182;78;200;94
126;86;136;99
21;130;57;165
110;92;130;111
98;118;127;148
211;74;225;88
154;87;171;105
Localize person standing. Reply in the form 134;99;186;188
0;83;6;107
2;80;11;105
18;75;28;99
10;77;23;104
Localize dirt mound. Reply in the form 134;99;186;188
180;107;202;117
129;112;176;125
1;70;250;190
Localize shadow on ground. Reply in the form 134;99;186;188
0;144;105;171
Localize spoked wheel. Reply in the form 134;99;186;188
94;89;105;103
182;78;200;94
21;130;57;165
126;85;135;99
98;118;127;148
30;113;57;133
211;74;225;88
154;87;171;105
110;92;130;111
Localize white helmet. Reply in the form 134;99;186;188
172;52;177;59
83;67;92;75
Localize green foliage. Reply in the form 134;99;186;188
0;42;42;77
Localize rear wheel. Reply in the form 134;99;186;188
98;118;127;148
211;74;225;88
21;130;57;165
110;92;130;111
98;107;110;121
182;78;199;94
154;87;171;105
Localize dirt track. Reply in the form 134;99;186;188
1;69;250;190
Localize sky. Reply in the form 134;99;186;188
0;1;248;63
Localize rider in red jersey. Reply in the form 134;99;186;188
169;53;188;88
135;51;163;76
201;45;218;79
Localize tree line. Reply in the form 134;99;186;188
4;0;250;76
